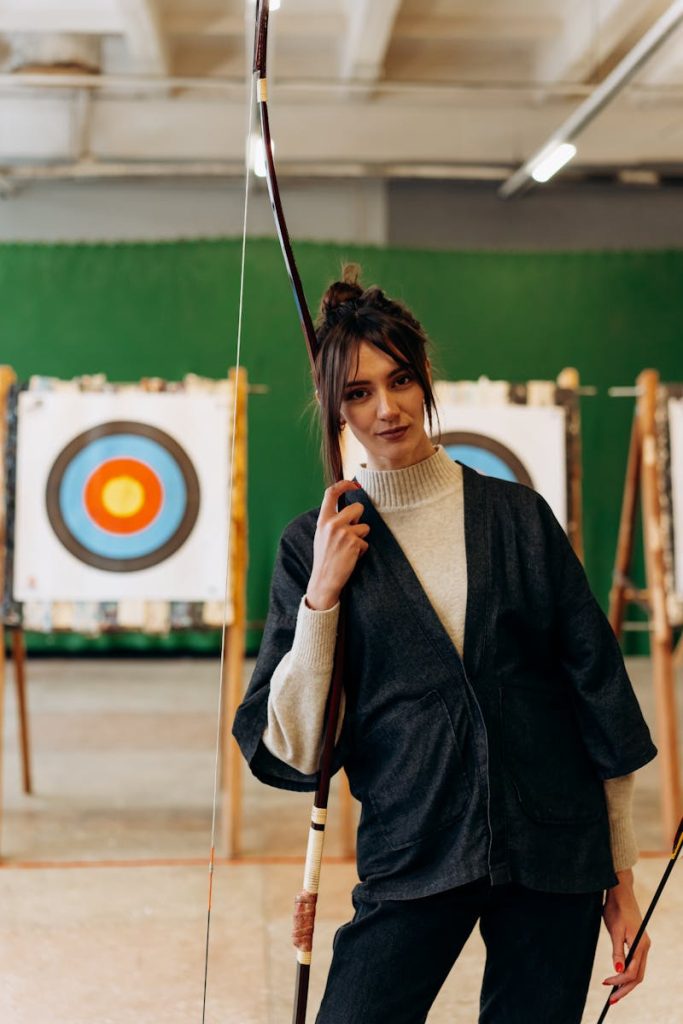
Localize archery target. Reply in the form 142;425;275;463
46;421;200;572
342;390;567;527
437;431;534;488
14;390;231;601
668;398;683;597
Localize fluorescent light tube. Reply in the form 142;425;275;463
530;142;577;183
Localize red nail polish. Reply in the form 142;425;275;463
609;997;618;1005
615;962;624;973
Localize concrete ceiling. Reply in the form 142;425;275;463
2;0;683;187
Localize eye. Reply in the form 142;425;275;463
393;372;415;387
344;387;369;402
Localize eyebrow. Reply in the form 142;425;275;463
344;367;407;388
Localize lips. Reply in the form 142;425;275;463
378;426;408;439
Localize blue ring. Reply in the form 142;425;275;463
58;435;187;560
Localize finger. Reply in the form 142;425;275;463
603;957;639;987
334;501;366;526
349;523;371;539
319;481;361;519
608;978;642;1004
603;953;646;993
611;938;626;976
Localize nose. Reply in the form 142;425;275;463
376;387;400;420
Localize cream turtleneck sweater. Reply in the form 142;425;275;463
262;446;638;871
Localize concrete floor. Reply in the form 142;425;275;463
0;656;681;1023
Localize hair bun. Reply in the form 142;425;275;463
319;262;363;317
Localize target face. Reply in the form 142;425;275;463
438;431;533;487
46;421;200;572
13;390;231;602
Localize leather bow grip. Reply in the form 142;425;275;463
291;805;327;963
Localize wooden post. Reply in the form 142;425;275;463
222;367;248;858
638;369;682;841
608;411;642;638
12;629;32;794
0;366;17;858
557;367;584;562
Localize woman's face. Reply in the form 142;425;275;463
339;341;435;472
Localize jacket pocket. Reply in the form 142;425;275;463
500;683;605;825
361;689;471;851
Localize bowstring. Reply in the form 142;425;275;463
200;59;256;1024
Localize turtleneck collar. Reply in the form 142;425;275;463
356;445;462;511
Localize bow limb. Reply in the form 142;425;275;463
595;816;682;1023
253;4;348;1022
254;0;318;375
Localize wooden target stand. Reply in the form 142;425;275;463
608;369;683;845
0;367;33;845
0;367;249;860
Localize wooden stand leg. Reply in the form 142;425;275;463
222;623;244;859
0;367;16;862
651;631;682;841
11;629;31;795
0;624;5;858
220;367;248;859
639;369;682;843
608;413;641;637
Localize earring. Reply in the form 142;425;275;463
338;420;346;431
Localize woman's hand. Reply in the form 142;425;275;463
306;481;370;610
601;868;651;1007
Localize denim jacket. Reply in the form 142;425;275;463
232;463;657;899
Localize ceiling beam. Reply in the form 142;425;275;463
3;87;683;169
394;14;561;43
164;11;343;39
339;0;402;83
115;0;169;75
0;0;122;35
535;0;651;83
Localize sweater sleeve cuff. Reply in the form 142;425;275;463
604;774;639;872
290;596;340;670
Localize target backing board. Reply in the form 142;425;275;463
342;398;567;528
13;390;231;602
669;397;683;597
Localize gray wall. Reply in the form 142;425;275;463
3;176;683;250
388;180;683;251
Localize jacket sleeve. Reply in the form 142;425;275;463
231;514;347;792
536;494;658;781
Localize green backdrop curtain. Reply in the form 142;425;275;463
2;239;680;654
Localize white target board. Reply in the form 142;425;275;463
14;390;231;601
342;393;567;528
669;398;683;597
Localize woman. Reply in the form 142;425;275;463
232;266;657;1024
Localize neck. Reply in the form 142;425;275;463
364;433;436;472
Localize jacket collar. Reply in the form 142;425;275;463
349;459;488;680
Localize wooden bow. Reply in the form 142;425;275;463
253;3;348;1021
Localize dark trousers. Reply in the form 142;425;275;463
315;876;604;1024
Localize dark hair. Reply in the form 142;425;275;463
314;263;438;482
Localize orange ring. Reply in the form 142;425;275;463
84;458;163;534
